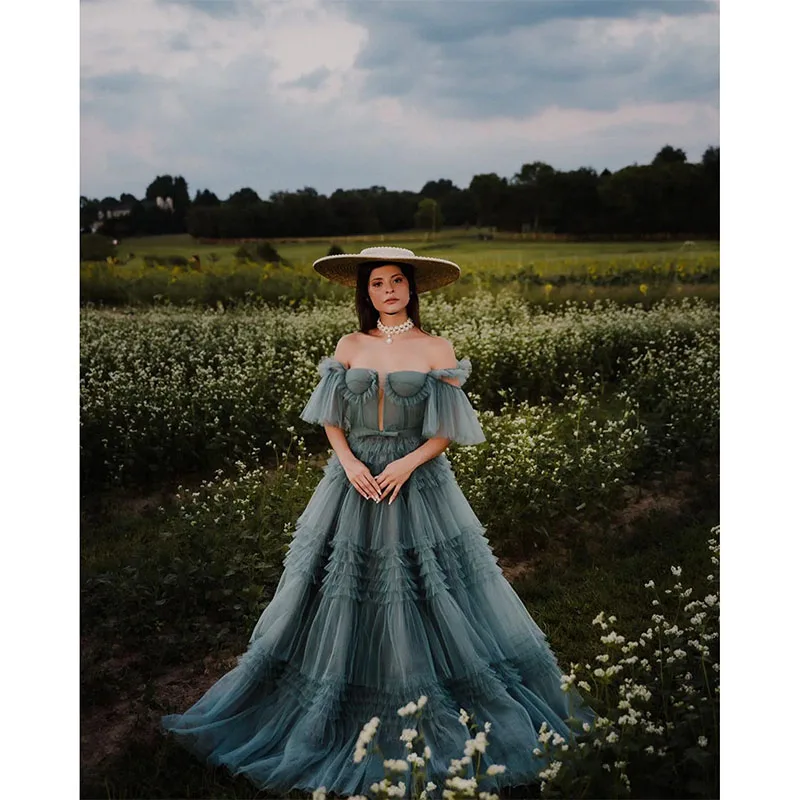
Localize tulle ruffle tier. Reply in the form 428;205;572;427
161;438;591;797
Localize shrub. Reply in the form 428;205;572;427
80;233;117;262
234;240;283;264
535;527;720;799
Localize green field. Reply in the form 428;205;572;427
115;231;719;267
81;293;720;799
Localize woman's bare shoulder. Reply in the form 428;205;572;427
332;332;360;367
425;335;457;369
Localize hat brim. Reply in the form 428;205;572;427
312;253;461;293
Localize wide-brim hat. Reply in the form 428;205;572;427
312;246;461;293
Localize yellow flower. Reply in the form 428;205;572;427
639;283;648;295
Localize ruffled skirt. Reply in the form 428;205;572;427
160;434;591;797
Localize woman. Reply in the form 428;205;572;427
161;246;590;797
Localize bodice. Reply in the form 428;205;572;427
299;356;486;447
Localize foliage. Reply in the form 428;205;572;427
535;529;720;799
82;444;315;662
234;240;285;264
450;379;646;554
415;198;444;232
84;145;719;241
81;233;118;262
80;296;719;562
80;249;719;308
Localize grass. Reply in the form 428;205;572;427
80;458;718;800
113;231;719;270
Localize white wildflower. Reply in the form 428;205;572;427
698;736;708;747
486;764;506;776
384;759;409;773
312;788;327;800
446;776;478;793
538;761;562;780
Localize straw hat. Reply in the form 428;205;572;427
312;246;461;293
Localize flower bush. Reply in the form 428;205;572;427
80;295;718;490
535;526;720;799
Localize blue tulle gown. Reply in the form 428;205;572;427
161;356;591;797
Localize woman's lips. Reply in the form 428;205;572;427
385;298;399;303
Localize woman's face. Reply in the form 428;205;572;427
368;264;411;314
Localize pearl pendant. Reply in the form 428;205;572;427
386;336;393;344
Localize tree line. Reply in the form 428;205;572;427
80;145;719;240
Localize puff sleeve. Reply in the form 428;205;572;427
421;358;486;445
299;357;347;428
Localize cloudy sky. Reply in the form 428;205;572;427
80;0;719;201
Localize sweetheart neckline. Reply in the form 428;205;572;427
331;360;435;379
327;357;464;378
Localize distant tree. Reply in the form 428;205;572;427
512;160;557;231
652;145;688;165
80;196;100;231
414;197;444;233
468;173;507;228
193;189;221;207
227;187;262;207
145;175;190;207
420;179;458;199
702;146;720;168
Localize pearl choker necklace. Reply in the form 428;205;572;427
377;317;414;344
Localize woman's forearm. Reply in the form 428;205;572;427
404;437;450;469
324;424;359;466
324;425;450;470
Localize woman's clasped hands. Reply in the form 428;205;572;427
341;455;416;505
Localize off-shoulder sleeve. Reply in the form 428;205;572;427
422;358;486;445
299;357;347;428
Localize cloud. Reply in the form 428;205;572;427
80;0;719;199
346;1;719;118
282;66;332;91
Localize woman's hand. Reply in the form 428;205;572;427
375;455;417;505
341;456;383;502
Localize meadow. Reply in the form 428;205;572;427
80;237;719;800
80;231;719;308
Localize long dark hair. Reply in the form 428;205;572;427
354;261;431;336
